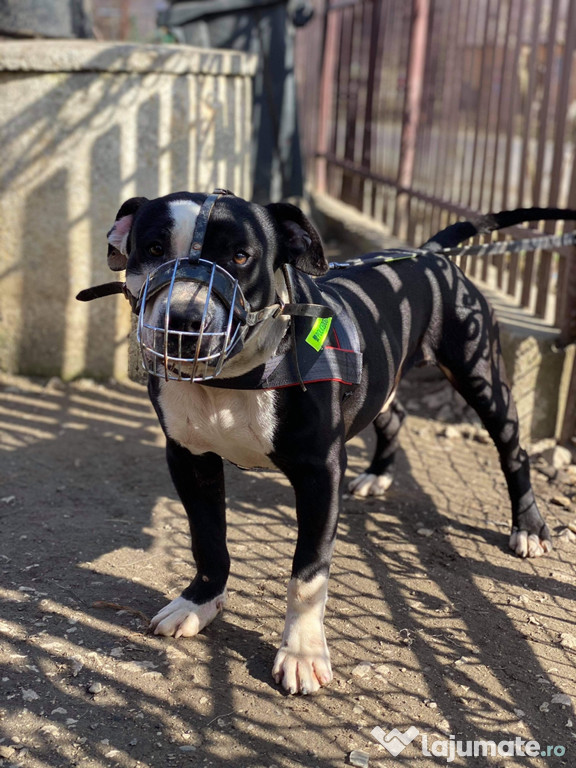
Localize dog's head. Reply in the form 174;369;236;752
106;191;329;380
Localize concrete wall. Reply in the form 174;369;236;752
311;192;567;442
0;40;256;380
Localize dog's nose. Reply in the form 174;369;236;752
155;291;213;334
168;310;213;335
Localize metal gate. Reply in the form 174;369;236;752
295;0;576;441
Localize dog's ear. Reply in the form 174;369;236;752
107;197;148;271
267;203;329;276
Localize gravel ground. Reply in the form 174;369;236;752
1;370;575;768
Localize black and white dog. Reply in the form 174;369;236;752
79;190;565;695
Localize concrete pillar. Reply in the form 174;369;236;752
0;40;256;380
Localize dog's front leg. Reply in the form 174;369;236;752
271;440;346;695
150;440;229;638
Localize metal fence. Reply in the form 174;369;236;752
295;0;576;440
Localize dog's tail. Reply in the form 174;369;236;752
421;207;576;251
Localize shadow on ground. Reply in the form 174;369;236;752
0;373;575;767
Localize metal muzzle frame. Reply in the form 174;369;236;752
137;257;260;382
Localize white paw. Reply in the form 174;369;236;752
509;530;552;559
272;634;332;695
272;575;332;695
348;471;393;497
149;592;226;638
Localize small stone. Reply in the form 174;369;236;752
21;688;40;701
530;438;556;454
539;702;550;712
51;707;67;715
514;709;526;718
88;682;103;694
179;746;197;752
0;746;16;759
540;446;573;469
440;425;461;439
566;465;576;484
349;749;370;767
551;694;573;706
568;522;576;534
550;494;572;509
129;739;138;746
426;700;438;709
352;662;373;678
535;463;557;480
416;527;434;537
70;658;84;676
559;632;576;649
559;528;576;543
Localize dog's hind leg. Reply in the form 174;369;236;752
438;286;551;558
150;441;229;637
348;398;406;497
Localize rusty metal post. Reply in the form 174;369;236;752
120;0;131;40
394;0;429;240
316;2;340;195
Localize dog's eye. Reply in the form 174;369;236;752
148;243;164;257
233;252;249;266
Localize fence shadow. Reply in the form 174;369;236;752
1;376;574;766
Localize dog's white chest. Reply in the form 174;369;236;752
158;382;278;469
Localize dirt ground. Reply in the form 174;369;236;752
1;369;575;768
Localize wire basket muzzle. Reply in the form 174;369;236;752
137;258;249;382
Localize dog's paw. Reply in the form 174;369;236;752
149;592;226;638
273;575;332;695
509;528;553;558
348;471;393;498
272;636;332;695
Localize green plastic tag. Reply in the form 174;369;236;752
305;316;332;351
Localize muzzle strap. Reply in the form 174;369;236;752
76;282;125;302
76;281;139;312
244;301;332;326
188;189;231;259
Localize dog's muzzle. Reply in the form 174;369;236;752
137;257;279;382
